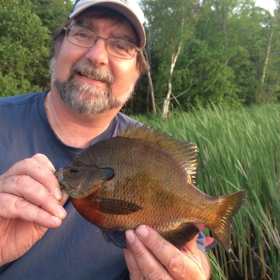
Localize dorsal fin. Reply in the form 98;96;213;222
118;123;199;185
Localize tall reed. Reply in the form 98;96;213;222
133;104;280;279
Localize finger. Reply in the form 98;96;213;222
3;155;60;191
135;225;206;280
123;248;144;280
0;193;63;228
2;155;62;200
60;189;69;206
0;175;67;220
32;154;63;200
126;229;172;279
180;234;205;274
181;234;200;254
194;222;206;231
181;235;211;279
32;153;55;173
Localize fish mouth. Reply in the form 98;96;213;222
55;168;64;182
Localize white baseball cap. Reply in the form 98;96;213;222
68;0;146;48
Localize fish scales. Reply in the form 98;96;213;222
76;137;198;229
93;143;200;216
56;123;247;252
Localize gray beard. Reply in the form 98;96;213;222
50;58;135;115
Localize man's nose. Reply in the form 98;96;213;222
85;38;109;66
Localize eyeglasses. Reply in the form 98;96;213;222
64;24;139;60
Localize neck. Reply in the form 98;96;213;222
44;90;121;148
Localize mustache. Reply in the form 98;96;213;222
70;61;114;85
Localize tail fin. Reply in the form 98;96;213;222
209;190;247;252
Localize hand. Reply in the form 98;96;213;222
0;154;68;265
124;225;211;280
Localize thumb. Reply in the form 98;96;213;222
181;233;200;255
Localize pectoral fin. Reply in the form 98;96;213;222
161;223;199;249
89;197;142;215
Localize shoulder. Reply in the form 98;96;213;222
115;112;142;128
0;90;48;109
0;90;50;138
103;112;142;139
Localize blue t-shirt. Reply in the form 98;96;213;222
0;90;205;279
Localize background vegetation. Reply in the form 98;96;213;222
0;0;72;96
129;0;280;116
1;0;280;114
1;0;279;279
134;104;279;280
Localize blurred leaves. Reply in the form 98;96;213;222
0;0;72;97
128;0;280;114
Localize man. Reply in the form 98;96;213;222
0;0;211;279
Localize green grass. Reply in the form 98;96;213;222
132;104;280;280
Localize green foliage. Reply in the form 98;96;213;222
0;72;40;98
133;0;280;115
31;0;73;32
178;39;240;109
0;0;72;98
140;0;200;110
1;0;280;111
226;5;279;104
0;0;50;97
133;104;280;279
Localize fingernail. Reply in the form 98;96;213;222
136;225;148;238
54;188;62;200
126;230;135;244
51;216;61;225
61;189;69;198
56;205;67;219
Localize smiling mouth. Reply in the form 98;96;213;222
77;72;106;82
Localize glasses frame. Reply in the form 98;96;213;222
63;25;140;60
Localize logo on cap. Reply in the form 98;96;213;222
120;0;129;5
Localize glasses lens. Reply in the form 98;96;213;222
66;25;137;59
107;38;136;59
67;25;96;48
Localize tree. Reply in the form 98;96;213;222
188;0;280;105
225;3;280;104
31;0;73;33
141;0;200;118
260;4;280;103
0;0;74;98
0;0;50;97
136;0;280;116
169;0;241;109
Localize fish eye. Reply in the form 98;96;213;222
70;167;79;174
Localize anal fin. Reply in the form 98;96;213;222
102;228;127;248
161;223;199;249
101;223;200;250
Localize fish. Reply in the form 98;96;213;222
55;123;247;252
